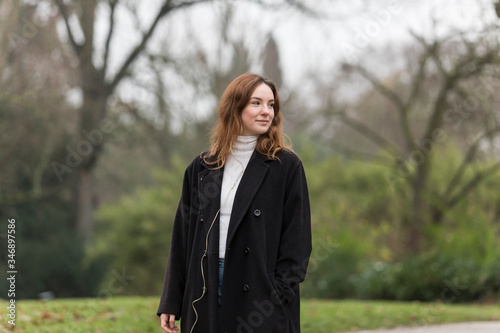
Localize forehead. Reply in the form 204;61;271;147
251;83;274;99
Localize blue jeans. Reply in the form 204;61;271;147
218;259;224;333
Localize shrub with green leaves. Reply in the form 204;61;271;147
94;157;186;295
0;198;107;299
352;252;499;302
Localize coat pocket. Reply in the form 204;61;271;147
267;273;290;332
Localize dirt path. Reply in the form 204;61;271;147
353;321;500;332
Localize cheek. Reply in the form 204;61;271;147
241;109;250;122
242;107;257;119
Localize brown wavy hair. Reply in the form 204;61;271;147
203;73;290;168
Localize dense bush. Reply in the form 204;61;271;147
353;252;498;302
300;150;402;299
0;198;107;299
300;230;368;299
93;157;185;295
297;143;500;302
93;143;500;302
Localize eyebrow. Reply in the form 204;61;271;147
250;97;275;102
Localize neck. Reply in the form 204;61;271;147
233;135;258;152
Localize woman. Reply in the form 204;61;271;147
157;73;312;333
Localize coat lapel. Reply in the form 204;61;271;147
226;151;270;248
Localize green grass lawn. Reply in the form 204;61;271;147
1;297;498;332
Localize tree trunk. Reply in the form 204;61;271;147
407;154;431;254
75;86;108;243
77;168;94;243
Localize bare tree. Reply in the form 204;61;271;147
51;0;219;243
336;25;500;254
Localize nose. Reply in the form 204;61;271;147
261;104;272;115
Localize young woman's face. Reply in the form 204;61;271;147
240;83;275;136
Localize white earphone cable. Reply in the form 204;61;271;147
190;153;244;333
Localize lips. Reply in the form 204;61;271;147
256;120;269;124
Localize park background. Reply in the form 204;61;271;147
1;0;500;331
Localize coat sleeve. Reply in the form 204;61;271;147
273;160;312;304
157;167;192;318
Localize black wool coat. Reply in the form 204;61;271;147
157;149;312;333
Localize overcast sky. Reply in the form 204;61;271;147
60;0;499;80
58;0;499;124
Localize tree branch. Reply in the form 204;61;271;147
55;0;82;54
348;64;405;110
411;32;448;77
336;111;402;157
248;0;319;18
405;40;432;108
107;0;210;92
443;125;500;200
446;161;500;210
345;63;418;152
107;0;172;92
457;52;496;80
422;49;496;146
421;77;454;143
102;0;118;76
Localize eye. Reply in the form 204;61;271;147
252;101;260;105
269;103;274;108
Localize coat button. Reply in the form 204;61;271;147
243;284;250;292
244;247;251;255
200;215;204;222
253;209;261;217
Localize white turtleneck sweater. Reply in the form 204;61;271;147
219;135;258;259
